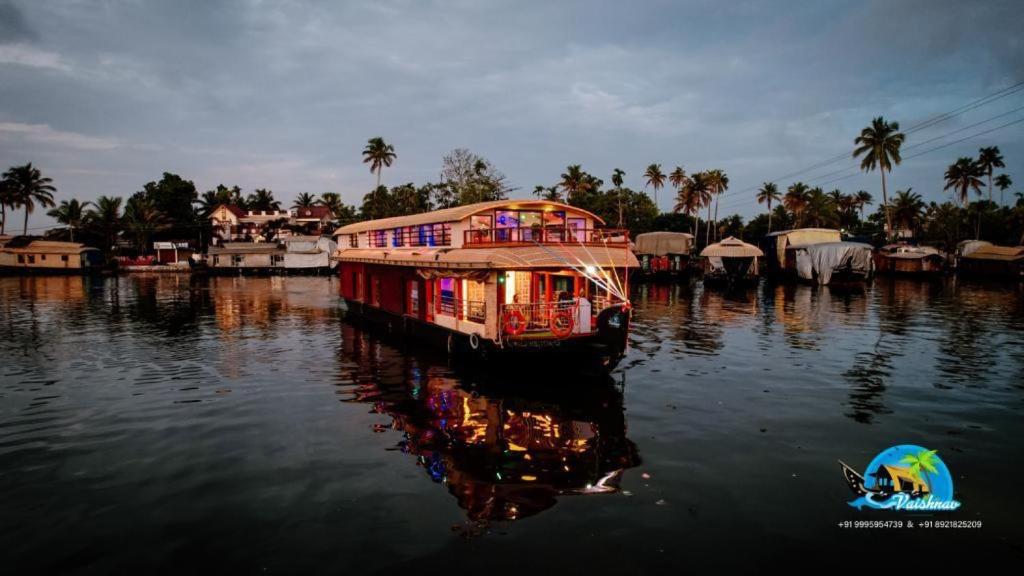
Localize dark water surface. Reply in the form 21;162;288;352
1;274;1022;572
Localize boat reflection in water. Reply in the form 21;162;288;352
338;323;640;522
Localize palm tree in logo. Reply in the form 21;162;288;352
900;449;939;492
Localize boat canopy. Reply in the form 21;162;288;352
333;244;638;270
879;244;942;259
764;228;842;266
794;241;873;284
633;231;694;256
700;236;763;258
962;244;1024;261
333;199;605;236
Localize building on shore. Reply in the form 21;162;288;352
291;206;335;235
0;237;104;273
153;241;195;265
209;205;292;243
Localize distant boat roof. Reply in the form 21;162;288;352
334;199;604;235
633;231;694;256
0;237;98;253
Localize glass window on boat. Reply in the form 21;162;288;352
433;223;452;246
438;277;456;315
470;214;493;243
495;210;517;242
371;230;386;248
406;280;420;315
518;211;543;242
392;227;404;247
568;217;587;242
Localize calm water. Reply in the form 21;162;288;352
1;274;1022;572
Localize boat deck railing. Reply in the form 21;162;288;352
464;228;628;247
439;295;486;323
500;298;616;339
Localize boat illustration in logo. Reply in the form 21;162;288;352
840;444;961;511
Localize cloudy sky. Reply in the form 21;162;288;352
1;0;1022;232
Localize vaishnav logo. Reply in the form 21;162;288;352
840;445;961;511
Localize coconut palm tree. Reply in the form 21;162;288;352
46;198;92;242
2;163;57;236
994;174;1013;205
784;182;810;227
673;180;701;237
247;188;281;211
756;182;780;232
123;196;167;253
362;137;396;189
559;165;593;204
611;168;626;227
86;196;123;253
853;117;905;241
643;164;666;211
976;146;1004;203
292;192;316;209
318;192;345;219
0;180;14;236
891;188;925;239
944;157;984;206
944;157;985;239
687;171;712;243
803;187;833;228
854;190;873;221
704;169;729;241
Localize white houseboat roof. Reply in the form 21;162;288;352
333;199;605;235
207;242;284;254
334;245;637;269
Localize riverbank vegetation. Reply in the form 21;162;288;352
2;133;1021;256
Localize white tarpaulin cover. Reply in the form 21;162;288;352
633;232;694;256
794;242;874;284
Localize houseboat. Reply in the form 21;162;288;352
0;237;104;274
792;241;875;285
874;243;944;276
760;228;842;277
200;242;285;274
332;200;636;370
956;242;1024;279
632;231;694;280
282;235;337;274
700;236;763;287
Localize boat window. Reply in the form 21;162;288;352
543;211;565;227
568;218;586;242
61;255;69;262
519;211;542;241
28;255;35;264
407;280;420;316
348;234;358;248
392;227;404;247
438;278;455;315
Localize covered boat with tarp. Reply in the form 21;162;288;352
332;199;636;370
759;228;842;277
874;243;945;275
956;242;1024;279
700;236;763;287
632;231;694;280
793;241;874;285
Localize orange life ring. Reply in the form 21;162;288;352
550;309;575;338
503;309;526;336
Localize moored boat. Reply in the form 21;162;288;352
792;241;875;285
0;237;105;274
956;242;1024;279
759;228;842;278
332;199;636;370
700;236;763;287
873;243;945;276
632;231;694;281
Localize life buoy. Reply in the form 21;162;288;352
469;332;480;350
550;309;574;338
503;309;526;336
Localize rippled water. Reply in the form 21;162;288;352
1;274;1022;571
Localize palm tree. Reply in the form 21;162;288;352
803;187;833;228
756;182;780;232
705;169;729;241
2;163;57;236
86;196;123;253
900;449;940;491
318;192;345;219
784;182;810;227
854;190;873;221
247;188;281;211
994;174;1013;205
944;157;985;239
293;192;316;209
123;196;167;253
47;198;92;242
0;180;14;235
853;116;905;241
673;180;701;236
362;137;396;189
976;146;1004;203
611;168;626;227
891;188;925;239
687;171;712;243
643;164;665;211
559;165;593;204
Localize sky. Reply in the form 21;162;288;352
1;0;1022;233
